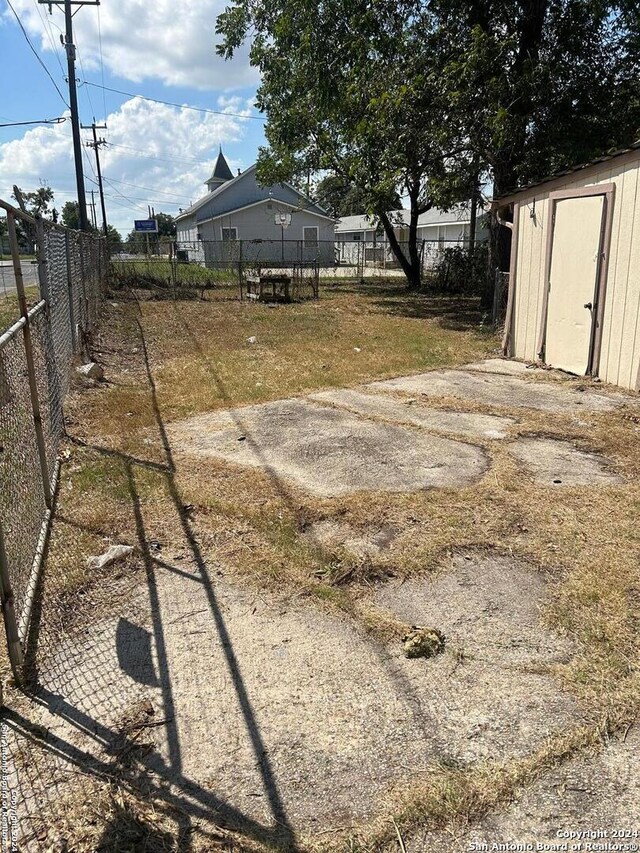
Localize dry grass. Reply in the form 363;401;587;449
0;285;40;331
10;280;640;851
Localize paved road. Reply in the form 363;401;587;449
0;260;39;296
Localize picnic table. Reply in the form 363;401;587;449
244;273;292;303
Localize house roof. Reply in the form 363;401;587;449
335;203;475;232
197;196;337;224
176;165;255;221
207;148;234;184
493;140;640;206
176;163;332;223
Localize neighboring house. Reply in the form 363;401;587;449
335;203;487;244
175;150;335;265
494;141;640;391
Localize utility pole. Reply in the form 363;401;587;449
89;190;97;228
39;0;100;232
82;121;108;237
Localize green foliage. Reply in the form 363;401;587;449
61;200;81;230
216;0;639;293
12;185;54;218
105;225;123;254
155;212;177;238
429;243;489;295
429;1;640;194
314;174;401;218
216;0;470;288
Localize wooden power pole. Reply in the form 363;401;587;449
39;0;101;231
82;121;109;237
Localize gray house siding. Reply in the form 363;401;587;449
206;203;334;265
176;165;334;265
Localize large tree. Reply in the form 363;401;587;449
217;0;473;288
217;0;639;291
432;0;640;292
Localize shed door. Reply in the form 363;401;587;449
545;195;605;375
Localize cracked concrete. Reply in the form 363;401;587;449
166;398;490;497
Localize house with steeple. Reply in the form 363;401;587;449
175;149;335;265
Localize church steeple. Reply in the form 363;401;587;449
205;147;234;192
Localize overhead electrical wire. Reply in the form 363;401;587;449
5;0;69;107
79;80;265;121
32;0;67;81
103;141;218;167
96;3;107;122
0;117;66;128
101;176;192;200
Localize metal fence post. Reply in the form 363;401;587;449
35;216;50;303
65;231;77;353
7;211;52;510
0;519;24;684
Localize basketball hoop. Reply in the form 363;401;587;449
274;212;292;229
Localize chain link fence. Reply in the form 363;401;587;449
109;236;490;299
0;200;107;681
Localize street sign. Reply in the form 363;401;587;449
134;219;158;233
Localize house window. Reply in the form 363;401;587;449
303;226;319;248
221;227;238;241
352;233;361;241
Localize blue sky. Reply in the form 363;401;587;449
0;0;266;234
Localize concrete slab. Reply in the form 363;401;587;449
21;569;443;836
167;399;489;497
367;370;622;413
509;437;622;486
407;728;640;851
309;389;513;439
461;358;538;376
374;552;580;764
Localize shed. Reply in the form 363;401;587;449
494;142;640;391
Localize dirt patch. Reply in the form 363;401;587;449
407;727;640;852
166;399;490;497
373;552;581;764
305;519;397;558
367;370;622;413
309;389;513;439
508;437;623;486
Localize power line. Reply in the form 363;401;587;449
76;44;98;119
33;0;67;80
102;141;217;167
97;175;148;213
100;176;191;200
5;0;69;107
79;80;265;121
0;117;66;128
96;3;107;122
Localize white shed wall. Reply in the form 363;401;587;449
510;154;640;391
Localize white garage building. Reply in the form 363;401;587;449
495;142;640;391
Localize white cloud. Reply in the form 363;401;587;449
0;97;253;235
7;0;257;92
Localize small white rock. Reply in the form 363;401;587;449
353;347;361;353
76;362;104;380
87;544;133;570
247;336;257;344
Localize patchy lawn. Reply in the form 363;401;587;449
6;280;640;853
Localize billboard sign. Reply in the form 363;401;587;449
134;219;158;233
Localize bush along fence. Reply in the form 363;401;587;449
110;237;491;297
0;200;107;684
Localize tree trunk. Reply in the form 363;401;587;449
483;165;514;308
378;210;421;290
